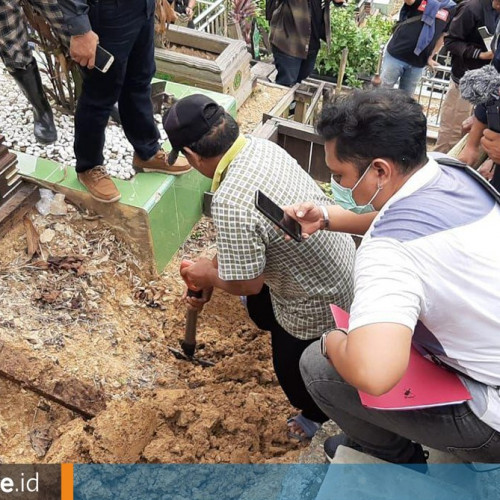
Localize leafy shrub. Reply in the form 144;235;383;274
315;5;393;87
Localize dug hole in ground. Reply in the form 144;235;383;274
0;82;339;465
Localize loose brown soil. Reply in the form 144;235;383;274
0;84;304;465
166;43;218;61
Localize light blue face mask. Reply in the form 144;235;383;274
330;163;382;214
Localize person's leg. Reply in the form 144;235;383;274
296;49;319;83
272;45;303;87
74;0;156;172
118;7;160;163
0;0;57;143
300;343;500;463
380;51;405;89
246;286;328;427
398;64;423;96
434;81;473;153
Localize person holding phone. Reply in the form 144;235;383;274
56;0;191;203
284;88;500;465
163;94;356;441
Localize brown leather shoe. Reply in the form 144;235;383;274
133;149;192;175
77;166;121;203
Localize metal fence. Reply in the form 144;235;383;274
414;53;452;140
193;0;227;36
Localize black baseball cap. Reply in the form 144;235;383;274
162;94;225;165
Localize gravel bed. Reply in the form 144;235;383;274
0;62;167;180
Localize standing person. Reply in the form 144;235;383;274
58;0;191;204
0;0;71;144
164;94;356;440
285;88;500;465
434;0;500;153
381;0;456;95
168;0;196;28
269;0;342;87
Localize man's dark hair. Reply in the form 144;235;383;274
316;89;427;174
187;111;239;158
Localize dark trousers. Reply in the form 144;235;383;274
246;285;328;424
300;343;500;463
272;45;319;87
74;0;160;172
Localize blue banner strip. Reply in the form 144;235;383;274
73;464;500;500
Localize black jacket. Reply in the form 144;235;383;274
444;0;499;83
56;0;155;36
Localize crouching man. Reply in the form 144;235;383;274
163;94;356;440
287;88;500;464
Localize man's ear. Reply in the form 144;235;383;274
371;158;392;184
183;147;200;166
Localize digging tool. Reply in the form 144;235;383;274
371;44;385;87
168;260;215;367
335;48;349;99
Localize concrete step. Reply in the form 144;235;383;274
316;446;476;500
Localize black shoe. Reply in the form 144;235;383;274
324;433;363;463
10;59;57;144
324;433;429;473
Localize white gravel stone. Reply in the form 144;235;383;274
0;61;154;180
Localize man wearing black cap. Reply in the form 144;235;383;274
165;94;356;440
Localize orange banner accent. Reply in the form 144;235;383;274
61;463;74;500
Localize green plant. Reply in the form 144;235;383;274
231;0;258;43
315;5;393;87
255;0;270;32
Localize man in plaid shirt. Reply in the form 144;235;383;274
268;0;344;86
164;94;356;440
0;0;71;143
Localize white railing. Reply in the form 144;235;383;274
193;0;227;36
415;53;452;139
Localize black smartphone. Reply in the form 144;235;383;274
94;45;114;73
254;190;303;242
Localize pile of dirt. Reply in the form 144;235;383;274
0;208;303;464
0;81;304;465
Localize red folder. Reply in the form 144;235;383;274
330;305;472;410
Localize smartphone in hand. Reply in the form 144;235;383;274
255;190;303;242
94;45;114;73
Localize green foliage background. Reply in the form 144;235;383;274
315;5;393;87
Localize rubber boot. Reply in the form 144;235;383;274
10;59;58;144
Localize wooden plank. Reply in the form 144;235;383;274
294;100;307;123
282;136;312;170
0;182;39;239
0;341;106;418
304;82;325;125
268;84;299;118
309;142;330;182
276;119;325;145
252;119;279;141
251;61;275;81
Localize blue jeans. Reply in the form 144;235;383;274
74;0;160;172
380;51;423;96
300;342;500;463
272;45;319;87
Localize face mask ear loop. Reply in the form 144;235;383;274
352;162;372;193
368;182;383;205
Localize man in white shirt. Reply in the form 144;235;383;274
286;88;500;465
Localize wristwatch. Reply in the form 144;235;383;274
320;331;331;359
318;205;330;230
320;329;348;359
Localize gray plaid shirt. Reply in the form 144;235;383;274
212;136;355;340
